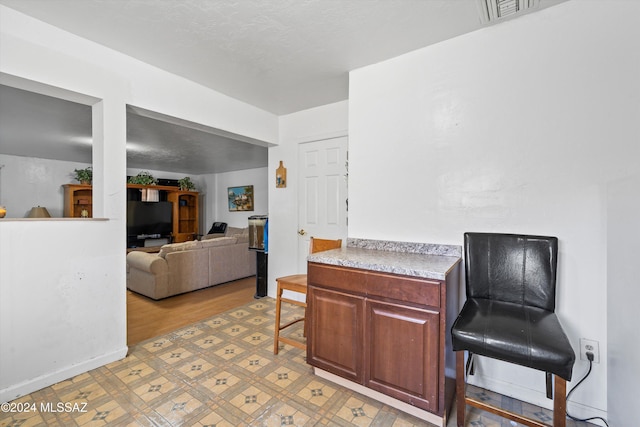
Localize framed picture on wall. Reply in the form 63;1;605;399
228;185;254;211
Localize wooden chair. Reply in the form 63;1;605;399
273;237;342;354
451;233;575;427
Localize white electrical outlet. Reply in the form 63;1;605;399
579;338;600;364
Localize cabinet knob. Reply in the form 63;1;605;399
298;229;307;236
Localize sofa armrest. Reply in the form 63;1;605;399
126;251;168;275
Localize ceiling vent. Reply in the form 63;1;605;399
477;0;540;24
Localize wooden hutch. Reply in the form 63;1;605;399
63;184;199;244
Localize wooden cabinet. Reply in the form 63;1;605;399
63;184;93;218
307;262;454;416
167;191;199;242
63;184;199;244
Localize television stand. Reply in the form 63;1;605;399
127;234;171;250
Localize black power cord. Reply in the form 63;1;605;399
566;351;610;427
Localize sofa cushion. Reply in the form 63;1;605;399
233;234;249;244
201;233;226;240
225;226;247;237
159;243;183;258
158;240;202;258
181;240;202;250
200;236;238;248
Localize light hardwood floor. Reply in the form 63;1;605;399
126;276;257;346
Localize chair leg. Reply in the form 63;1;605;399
302;306;307;338
273;282;283;355
456;351;466;427
466;352;475;376
455;353;568;427
553;376;567;427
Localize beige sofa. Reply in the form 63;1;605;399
126;228;256;300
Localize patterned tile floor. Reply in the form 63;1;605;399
1;298;596;427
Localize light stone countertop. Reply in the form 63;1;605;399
307;238;461;281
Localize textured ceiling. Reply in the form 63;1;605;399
0;0;495;115
0;85;92;163
0;85;268;175
0;0;567;174
126;107;269;174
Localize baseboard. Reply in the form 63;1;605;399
314;368;448;427
468;373;608;425
1;346;128;403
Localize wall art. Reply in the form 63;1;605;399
228;185;254;211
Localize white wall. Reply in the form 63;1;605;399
0;154;91;218
211;167;269;229
349;1;639;422
0;220;125;399
0;5;277;402
607;174;640;426
268;101;348;297
0;80;130;402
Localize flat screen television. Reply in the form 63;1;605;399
127;201;173;237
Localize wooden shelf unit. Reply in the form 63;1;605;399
63;184;93;218
167;191;199;243
63;184;199;243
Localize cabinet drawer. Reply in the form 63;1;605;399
308;263;368;294
365;271;441;308
308;263;441;308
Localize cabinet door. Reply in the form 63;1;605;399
307;286;365;383
168;191;199;242
366;300;440;412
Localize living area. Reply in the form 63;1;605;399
0;82;270;355
2;2;637;425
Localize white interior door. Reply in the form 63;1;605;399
297;136;348;271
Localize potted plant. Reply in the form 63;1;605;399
128;171;157;186
178;176;196;191
73;166;92;185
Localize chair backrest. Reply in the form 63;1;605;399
310;238;342;254
464;233;558;311
207;222;227;235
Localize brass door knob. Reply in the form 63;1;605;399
298;229;307;236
